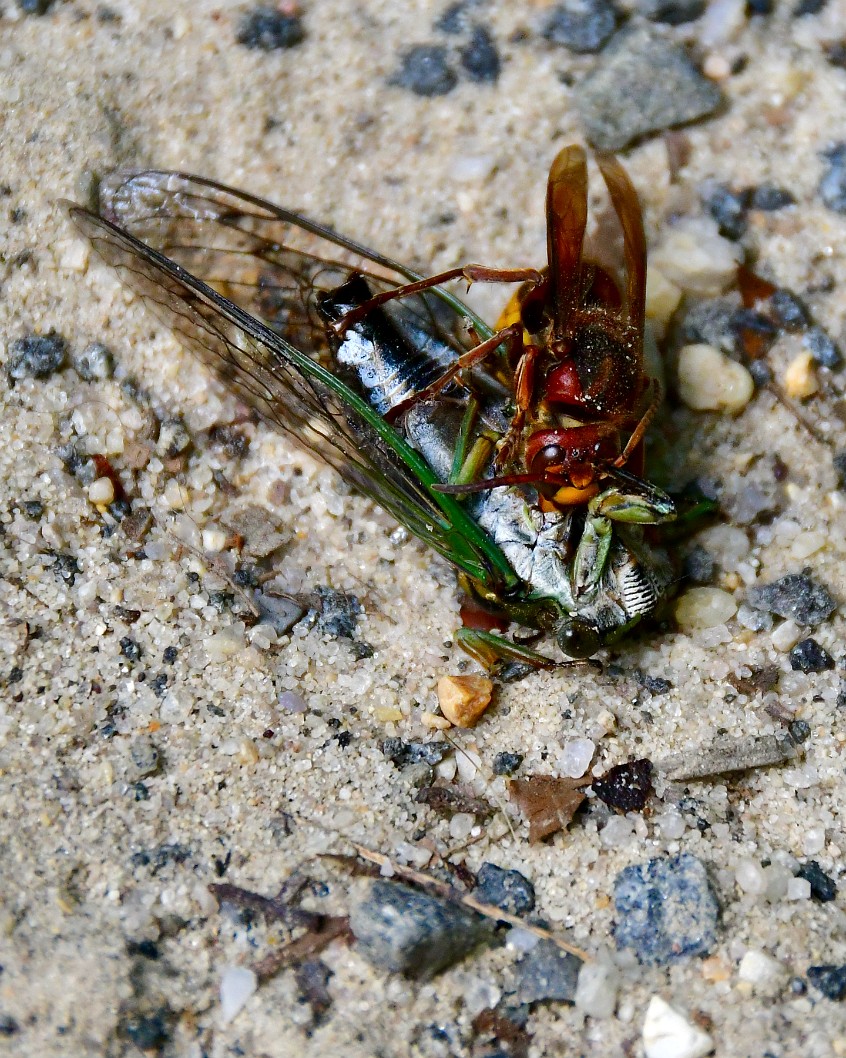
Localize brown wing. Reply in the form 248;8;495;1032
98;169;473;364
66;203;517;589
596;153;647;353
545;145;589;336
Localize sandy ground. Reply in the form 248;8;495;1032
2;0;846;1055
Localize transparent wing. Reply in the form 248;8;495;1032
97;169;486;361
67;203;516;590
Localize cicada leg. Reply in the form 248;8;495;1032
455;628;559;672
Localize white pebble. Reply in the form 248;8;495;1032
455;747;482;783
738;950;787;993
575;958;619;1019
787;877;811;901
656;810;686;840
449;812;475;841
783;765;819;789
642;996;714;1058
803;827;826;856
506;927;540;953
652;217;741;297
160;690;194;723
674;587;737;630
219;965;257;1025
202;526;228;553
697;525;749;569
645;267;682;330
600;815;634;848
677;344;754;414
88;476;115;505
204;627;245;661
763;863;793;901
559;738;595;778
735;858;767;896
277;690;307;713
790;530;826;561
771;619;802;652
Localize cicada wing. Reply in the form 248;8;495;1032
97;170;483;360
66;204;517;590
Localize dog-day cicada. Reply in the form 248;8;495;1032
67;145;681;671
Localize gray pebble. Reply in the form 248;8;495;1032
636;0;705;24
541;0;619;54
516;940;582;1004
746;572;836;626
316;587;362;639
255;591;305;634
575;28;722;151
475;862;536;916
350;880;489;978
390;45;458;97
613;853;719;965
820;145;846;214
156;418;192;458
130;736;160;779
236;6;305;50
74;341;114;381
7;333;67;382
803;327;841;369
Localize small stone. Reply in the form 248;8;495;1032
435;1;475;34
820;145;846;214
574;957;619;1017
642;996;714;1058
156;418;192;458
674;586;737;630
747;573;835;626
783;350;819;399
120;1010;171;1051
17;0;54;12
120;637;142;663
381;738;447;767
682;546;715;584
735;603;771;632
680;297;737;351
793;0;827;14
277;690;307;713
738;950;787;993
787;877;811;900
638;0;705;24
558;737;595;778
541;0;619;54
516;940;582;1004
474;863;536;916
575;28;722;151
255;591;305;634
7;333;67;382
459;26;500;82
129;736;160;779
390;45;458;97
88;477;115;505
703;183;748;241
316;587;362;639
437;674;494;727
350;880;489;978
492;751;523;775
735;857;767;895
614;853;719;965
796;861;837;902
645;268;683;329
677;345;753;414
592;759;653;813
74;341;114;381
219;965;257;1025
769;288;810;330
808;964;846;1001
789;637;834;673
803;327;841;369
771;619;802;652
236;7;305;50
750;185;795;211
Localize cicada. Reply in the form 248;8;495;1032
67;145;679;670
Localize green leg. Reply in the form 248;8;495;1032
455;627;601;675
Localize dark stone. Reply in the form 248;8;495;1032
731;308;778;352
316;587;362;638
613;853;719;965
7;667;23;686
541;0;619;54
350;880;489;978
22;500;44;519
492;751;524;775
796;861;837;902
130;736;160;778
643;675;672;695
825;40;846;68
460;26;501;82
120;637;143;663
74;341;114;381
746;0;773;10
746;573;836;626
350;640;375;660
7;333;66;382
436;1;480;34
803;327;842;368
0;1015;18;1036
835;452;846;490
52;553;80;586
133;782;150;801
515;940;582;1003
120;1009;171;1051
390;44;458;97
788;719;811;744
256;591;305;635
592;758;653;813
475;862;536;916
380;738;447;767
679;297;737;351
769;288;810;330
162;646;178;664
575;28;722;151
638;0;705;24
793;0;827;13
808;964;846;1000
704;184;748;241
232;566;258;588
790;637;835;673
748;360;772;387
820;145;846;214
156;418;191;458
236;7;305;50
749;184;795;210
108;498;132;522
127;938;160;960
16;0;53;12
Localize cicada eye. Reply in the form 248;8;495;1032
557;621;602;659
531;444;565;475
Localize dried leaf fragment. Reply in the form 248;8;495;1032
591;758;653;813
437;674;494;727
508;775;588;843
